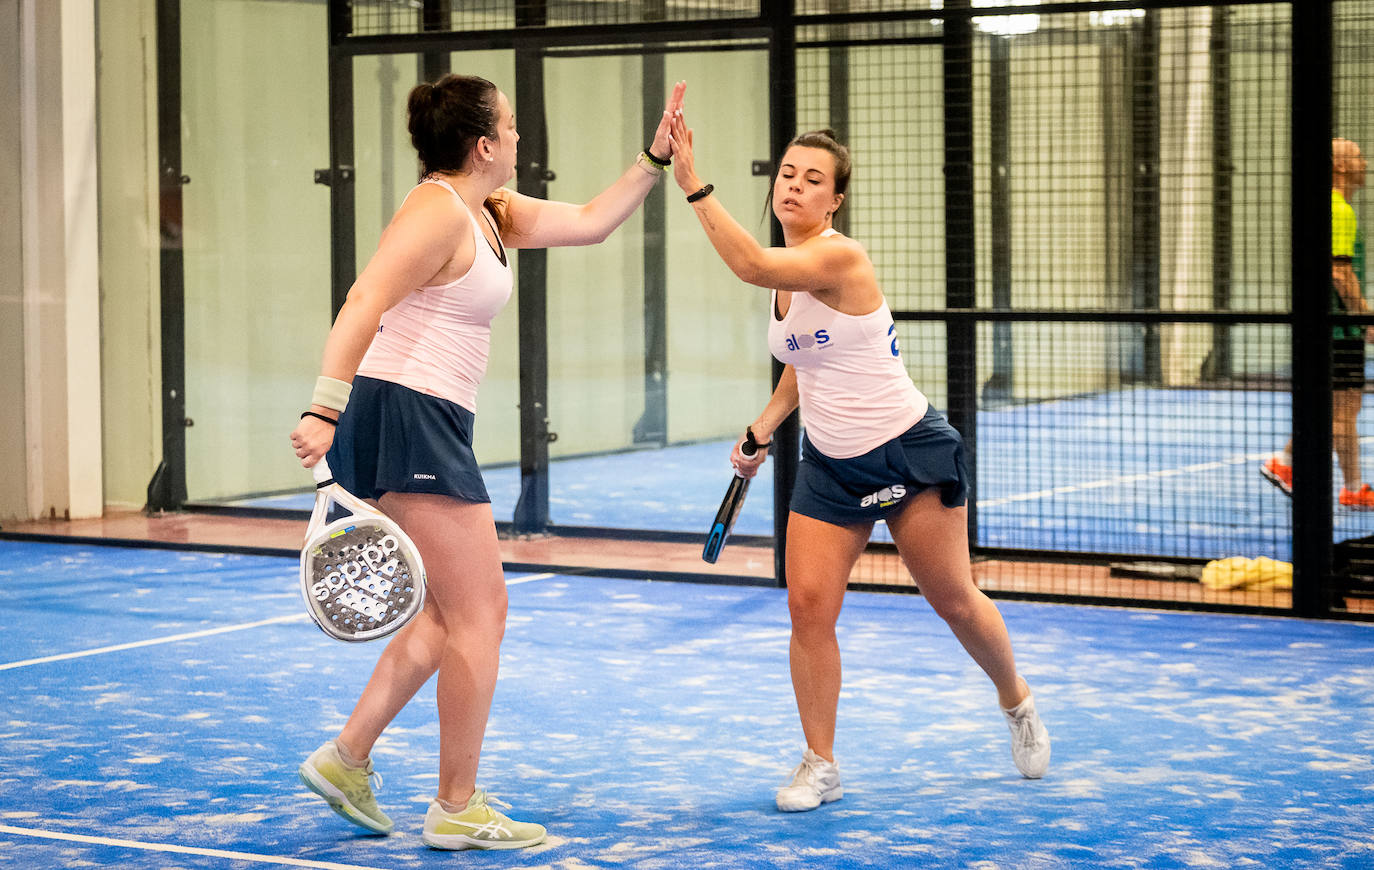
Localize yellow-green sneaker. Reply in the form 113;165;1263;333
297;740;393;834
421;789;546;851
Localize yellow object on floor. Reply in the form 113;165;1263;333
1199;556;1293;591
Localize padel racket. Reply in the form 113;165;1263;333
702;429;761;563
299;457;426;642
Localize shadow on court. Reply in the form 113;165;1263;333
2;540;1372;868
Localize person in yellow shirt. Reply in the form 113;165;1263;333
1263;137;1373;508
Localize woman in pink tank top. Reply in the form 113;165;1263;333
288;75;686;849
667;115;1051;811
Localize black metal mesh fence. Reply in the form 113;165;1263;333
347;0;763;36
330;1;1369;615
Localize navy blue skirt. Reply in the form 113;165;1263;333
326;376;490;504
790;407;969;526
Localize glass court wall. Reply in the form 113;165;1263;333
129;0;1374;617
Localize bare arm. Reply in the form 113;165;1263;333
667;114;866;295
1334;261;1366;312
732;365;800;479
751;365;799;444
290;194;467;466
494;166;662;249
496;81;686;249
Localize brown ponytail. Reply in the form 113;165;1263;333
407;74;512;235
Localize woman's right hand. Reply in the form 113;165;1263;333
731;431;769;480
290;410;337;469
648;81;687;162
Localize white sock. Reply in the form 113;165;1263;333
333;739;366;769
1002;694;1035;717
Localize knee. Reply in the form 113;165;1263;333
925;587;981;628
431;585;508;640
787;585;840;636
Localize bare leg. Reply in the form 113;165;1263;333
784;512;872;761
885;489;1028;709
1334;387;1363;490
336;493;507;805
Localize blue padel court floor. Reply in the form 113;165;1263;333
233;388;1372;562
3;540;1374;868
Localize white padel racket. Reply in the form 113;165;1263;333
299;457;426;642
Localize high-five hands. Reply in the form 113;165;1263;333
668;110;704;195
649;81;687;162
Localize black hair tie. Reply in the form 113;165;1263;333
644;146;671;167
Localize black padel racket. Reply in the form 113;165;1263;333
299;458;426;642
702;430;761;564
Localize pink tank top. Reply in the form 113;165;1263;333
767;231;927;459
356;179;513;413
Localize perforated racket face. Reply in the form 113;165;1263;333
301;518;425;642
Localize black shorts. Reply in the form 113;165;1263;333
326;376;490;504
790;407;970;527
1334;337;1366;392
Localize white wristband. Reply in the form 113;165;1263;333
635;152;665;177
312;376;352;412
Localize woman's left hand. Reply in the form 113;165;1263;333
648;81;687;162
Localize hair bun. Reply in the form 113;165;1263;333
407;81;436;118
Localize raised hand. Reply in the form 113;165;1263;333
648;81;687;161
668;110;703;194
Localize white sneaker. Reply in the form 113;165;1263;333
1002;691;1051;779
297;740;393;834
421;789;546;851
775;748;842;812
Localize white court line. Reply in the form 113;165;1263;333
978;449;1275;508
0;824;390;870
0;614;308;672
0;574;558;672
506;572;556;586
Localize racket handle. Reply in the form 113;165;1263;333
741;428;759;459
312;456;335;487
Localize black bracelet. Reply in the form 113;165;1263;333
300;410;338;426
643;146;671;168
746;426;772;450
686;183;714;203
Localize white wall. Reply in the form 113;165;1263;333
0;0;103;523
0;0;25;521
97;0;162;512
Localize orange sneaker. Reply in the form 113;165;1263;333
1340;484;1374;510
1260;457;1292;496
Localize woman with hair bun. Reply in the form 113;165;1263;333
289;74;685;850
666;114;1051;812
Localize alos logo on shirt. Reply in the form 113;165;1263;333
860;484;906;508
785;330;831;351
888;324;900;358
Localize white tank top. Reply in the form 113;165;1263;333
356;179;513;413
767;231;927;459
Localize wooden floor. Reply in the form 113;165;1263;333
4;509;1366;613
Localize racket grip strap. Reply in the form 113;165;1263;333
743;426;771;456
312;457;336;486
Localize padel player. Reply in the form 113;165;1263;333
667;115;1051;811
